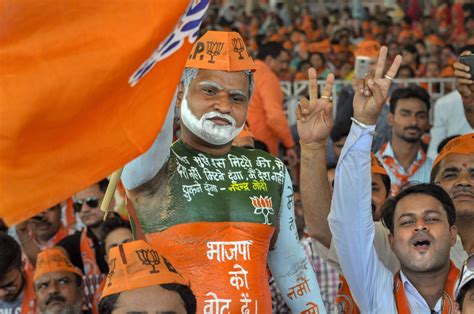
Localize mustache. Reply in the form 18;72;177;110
201;111;236;127
452;186;474;196
404;127;421;132
45;294;66;306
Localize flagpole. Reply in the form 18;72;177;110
101;168;123;220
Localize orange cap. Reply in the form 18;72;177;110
371;153;388;176
433;134;474;169
426;34;445;46
185;31;255;72
34;248;83;281
101;240;189;299
354;40;380;57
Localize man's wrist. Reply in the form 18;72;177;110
300;140;327;150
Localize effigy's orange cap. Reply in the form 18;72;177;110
101;240;189;299
371;153;388;176
354;40;381;57
185;31;255;72
433;134;474;169
34;248;83;281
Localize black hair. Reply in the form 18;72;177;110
430;135;461;183
0;233;22;277
100;214;131;243
402;44;418;55
389;85;431;114
330;122;351;143
256;41;285;60
381;174;391;198
0;218;8;234
457;279;474;311
98;178;110;194
381;183;456;234
459;45;474;55
98;283;197;314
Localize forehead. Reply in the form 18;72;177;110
75;184;103;199
395;98;427;112
394;193;445;218
437;153;474;172
192;69;249;91
35;270;75;284
105;228;133;245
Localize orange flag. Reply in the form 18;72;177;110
0;0;209;225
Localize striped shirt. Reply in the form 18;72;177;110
376;142;433;195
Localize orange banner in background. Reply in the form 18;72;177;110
0;0;209;225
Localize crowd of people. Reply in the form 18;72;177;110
1;1;474;313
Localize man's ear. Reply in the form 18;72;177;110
388;233;395;252
387;112;394;126
176;83;184;109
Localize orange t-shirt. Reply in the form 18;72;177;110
247;60;295;155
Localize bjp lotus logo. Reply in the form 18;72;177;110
250;196;274;225
136;249;161;274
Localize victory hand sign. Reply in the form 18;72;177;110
296;68;335;145
353;46;402;125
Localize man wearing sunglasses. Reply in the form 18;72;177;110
57;179;111;313
0;233;36;313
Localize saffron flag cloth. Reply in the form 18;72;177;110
0;0;209;225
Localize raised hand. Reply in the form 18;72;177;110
296;68;335;144
353;46;402;125
453;50;474;99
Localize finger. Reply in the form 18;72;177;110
385;54;403;79
457;78;474;85
368;78;385;105
308;67;318;101
321;73;335;98
375;46;388;78
355;78;366;94
454;69;472;79
323;101;334;125
460;50;473;57
453;62;470;73
299;97;310;114
364;73;374;96
295;105;304;121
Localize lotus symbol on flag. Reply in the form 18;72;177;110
250;196;274;225
136;249;161;274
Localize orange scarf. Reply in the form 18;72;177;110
21;268;37;314
79;228;105;312
394;262;460;314
379;143;427;195
336;275;360;314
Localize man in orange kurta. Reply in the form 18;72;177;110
247;42;297;163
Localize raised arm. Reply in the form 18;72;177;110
454;50;474;128
121;97;175;190
296;69;335;248
327;47;402;312
267;170;327;314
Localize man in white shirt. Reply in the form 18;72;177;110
327;46;460;313
428;91;473;159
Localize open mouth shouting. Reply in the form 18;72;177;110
411;235;432;252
